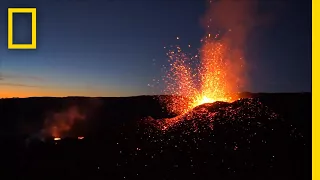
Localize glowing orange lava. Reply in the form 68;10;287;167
147;0;251;132
161;36;243;115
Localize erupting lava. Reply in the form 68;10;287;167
142;0;284;136
161;35;244;115
160;0;248;115
144;0;253;131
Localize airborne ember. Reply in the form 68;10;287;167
151;0;258;130
160;36;244;115
159;0;249;116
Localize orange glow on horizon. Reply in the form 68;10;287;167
0;86;139;98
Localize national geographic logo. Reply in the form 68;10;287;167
7;8;36;49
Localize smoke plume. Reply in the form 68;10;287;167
201;0;259;92
42;106;86;138
202;0;258;47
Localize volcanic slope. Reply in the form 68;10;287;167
135;98;306;179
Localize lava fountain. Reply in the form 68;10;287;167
161;34;245;115
160;0;250;116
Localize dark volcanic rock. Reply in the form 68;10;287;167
0;93;311;180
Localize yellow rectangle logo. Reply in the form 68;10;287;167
8;8;37;49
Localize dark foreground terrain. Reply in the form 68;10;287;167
0;93;311;180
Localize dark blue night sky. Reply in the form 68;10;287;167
0;0;311;97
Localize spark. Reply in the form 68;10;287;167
151;0;246;130
160;36;240;116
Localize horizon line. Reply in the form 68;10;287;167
0;92;312;99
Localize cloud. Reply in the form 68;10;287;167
0;82;42;88
0;72;45;82
0;72;46;88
